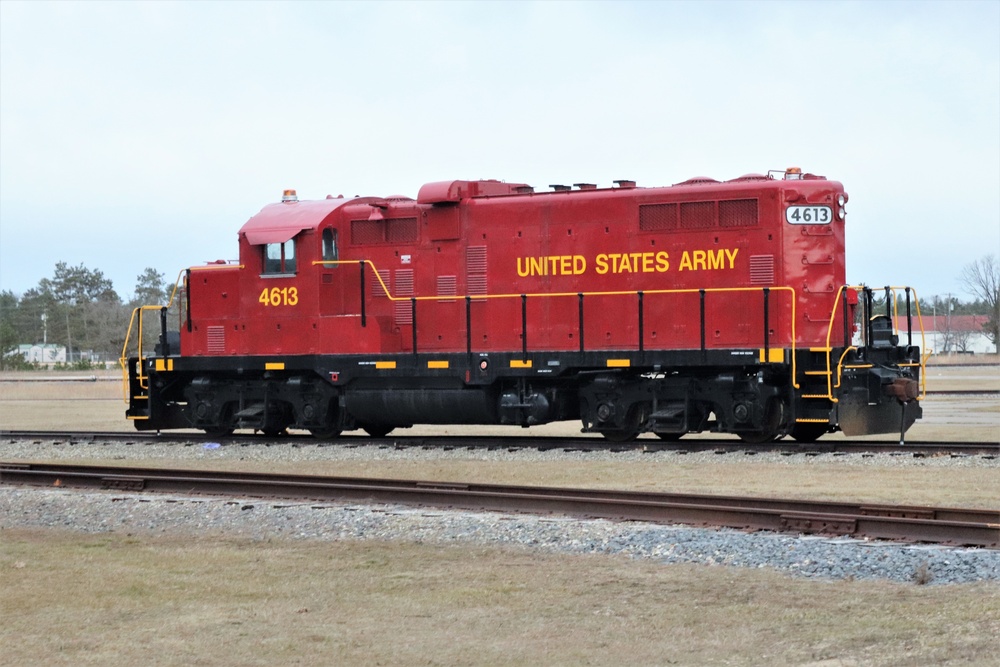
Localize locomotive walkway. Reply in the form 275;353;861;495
2;461;997;547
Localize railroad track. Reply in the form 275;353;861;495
1;429;997;456
2;461;997;547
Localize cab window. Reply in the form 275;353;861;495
322;228;338;264
263;239;296;274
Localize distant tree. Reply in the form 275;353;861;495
131;267;169;306
18;263;125;363
39;261;118;305
0;290;20;368
960;255;999;348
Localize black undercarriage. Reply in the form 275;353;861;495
127;343;923;444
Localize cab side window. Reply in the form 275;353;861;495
322;228;338;264
263;239;296;274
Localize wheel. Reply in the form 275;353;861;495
599;428;640;443
309;426;342;439
598;403;647;443
790;422;828;443
362;424;394;438
737;430;780;444
736;399;785;444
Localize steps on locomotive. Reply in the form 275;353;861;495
794;350;836;425
648;400;690;435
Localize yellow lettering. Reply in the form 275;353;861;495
692;250;707;271
656;251;669;272
725;247;738;268
574;255;586;274
707;249;725;270
641;253;654;272
517;257;530;277
529;257;544;276
679;251;692;271
596;254;609;275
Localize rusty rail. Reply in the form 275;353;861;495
2;462;997;547
1;430;998;456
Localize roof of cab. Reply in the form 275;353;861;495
239;197;371;245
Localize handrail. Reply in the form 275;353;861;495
315;260;800;386
119;265;246;403
820;285;928;402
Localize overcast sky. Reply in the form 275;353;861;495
1;0;998;302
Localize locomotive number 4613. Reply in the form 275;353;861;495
785;205;832;224
259;286;299;307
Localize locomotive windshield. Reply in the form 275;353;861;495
263;239;296;274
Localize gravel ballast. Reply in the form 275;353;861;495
3;437;999;586
2;486;998;585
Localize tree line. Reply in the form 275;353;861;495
1;255;997;369
0;263;172;369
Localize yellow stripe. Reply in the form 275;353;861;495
427;360;449;369
843;364;873;369
809;347;832;352
759;348;785;363
126;415;150;421
265;362;285;370
804;370;830;376
510;359;532;368
801;394;829;399
606;359;631;368
795;418;830;423
375;361;396;370
155;359;165;371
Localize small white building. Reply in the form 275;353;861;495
16;343;67;364
921;315;995;355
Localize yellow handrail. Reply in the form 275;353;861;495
315;260;800;386
820;285;928;402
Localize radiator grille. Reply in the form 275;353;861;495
749;254;775;285
386;217;418;243
466;246;487;273
639;203;678;231
371;269;391;298
437;275;457;301
351;219;382;245
206;325;225;354
719;199;758;227
351;217;419;245
679;201;715;229
394;269;414;325
467;246;488;301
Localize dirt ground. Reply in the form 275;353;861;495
1;362;998;666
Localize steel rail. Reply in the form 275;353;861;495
2;462;997;547
2;430;997;455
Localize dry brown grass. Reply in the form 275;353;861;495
2;528;999;667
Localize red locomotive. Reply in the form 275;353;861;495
123;168;925;442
